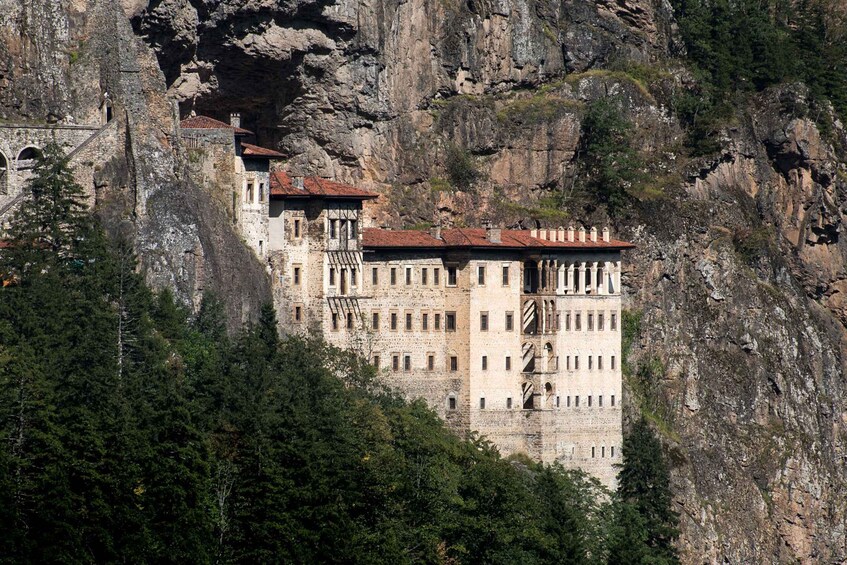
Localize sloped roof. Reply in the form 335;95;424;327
363;228;635;251
270;171;379;200
179;115;253;135
241;142;285;158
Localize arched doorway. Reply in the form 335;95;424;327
16;146;41;171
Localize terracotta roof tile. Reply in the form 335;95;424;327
362;228;635;251
270;171;378;200
179;115;253;135
241;142;285;158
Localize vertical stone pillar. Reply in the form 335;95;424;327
590;262;598;294
615;261;621;294
537;260;544;291
567;262;574;293
578;262;586;294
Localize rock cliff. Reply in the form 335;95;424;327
2;0;846;561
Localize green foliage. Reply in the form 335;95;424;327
733;225;774;265
496;95;581;127
621;309;643;377
445;144;480;190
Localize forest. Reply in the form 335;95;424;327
0;147;678;563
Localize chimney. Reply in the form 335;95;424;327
558;226;565;241
602;226;610;242
590;226;597;242
579;227;586;242
487;226;501;244
549;229;557;242
568;225;575;242
230;112;241;129
539;229;548;240
293;175;305;189
430;225;442;240
530;228;538;238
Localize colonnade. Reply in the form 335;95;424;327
525;259;622;295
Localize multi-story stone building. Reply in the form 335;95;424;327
265;170;634;487
177;116;634;487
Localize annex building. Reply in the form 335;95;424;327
181;115;634;487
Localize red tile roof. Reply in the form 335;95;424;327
179;115;253;135
270;171;379;200
363;228;635;251
241;142;285;158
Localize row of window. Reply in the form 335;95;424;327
444;394;618;410
359;310;617;334
374;352;617;373
244;180;266;204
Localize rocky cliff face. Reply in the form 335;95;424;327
3;0;847;561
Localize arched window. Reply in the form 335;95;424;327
0;152;7;194
16;146;41;171
543;342;554;372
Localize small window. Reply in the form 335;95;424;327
372;312;380;330
481;356;488;370
611;446;615;458
611;313;618;331
591;447;595;458
295;306;302;322
588;313;594;331
422;313;429;331
246;182;254;203
505;356;511;371
346;313;354;329
427;354;435;371
599;395;603;407
567;396;571;407
446;312;456;331
405;267;412;285
449;396;457;410
331;313;339;330
588;395;592;407
588;356;593;370
598;313;605;331
330;219;337;239
447;266;457;286
575;395;580;407
480;312;488;331
502;265;509;286
259;183;265;202
477;265;485;285
556;313;561;330
505;312;514;331
349;219;357;239
507;397;512;409
611;355;617;370
350;267;357;287
373;355;380;367
598;356;603;370
565;313;571;331
372;267;379;286
404;354;411;372
479;397;486;409
294;219;301;239
602;446;605;458
390;268;397;285
556;396;560;408
293;266;301;286
258;240;263;254
434;268;440;286
434;313;441;330
390;312;398;330
405;312;412;331
422;268;428;285
450;356;458;372
329;267;336;286
566;356;571;370
575;313;581;331
392;355;400;372
611;395;616;407
575;356;579;370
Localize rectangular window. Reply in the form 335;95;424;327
434;313;441;330
575;395;580;407
505;356;511;371
566;355;571;370
446;312;456;331
598;356;603;370
447;266;457;286
611;313;618;331
427;354;435;371
330;219;337;238
588;356;593;370
392;355;399;372
505;312;514;331
450;356;458;372
422;268;428;285
599;395;603;407
575;313;581;331
372;267;379;286
295;306;302;322
611;395;616;406
611;355;616;370
592;447;595;458
390;312;398;330
293;266;301;286
556;396;560;408
259;182;265;202
294;219;301;239
598;313;605;331
390;268;397;285
588;313;594;331
405;312;412;331
449;397;456;410
422;313;429;331
434;267;440;285
329;267;336;286
404;354;411;372
480;397;486;409
588;395;592;407
350;267;357;287
482;356;488;371
567;396;571;407
372;355;380;367
349;219;357;239
507;397;512;409
246;182;254;202
502;265;509;286
480;312;488;331
611;446;615;458
331;313;338;330
575;356;580;370
566;312;571;331
346;313;354;329
602;446;605;457
477;265;485;285
405;267;412;285
372;312;380;330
